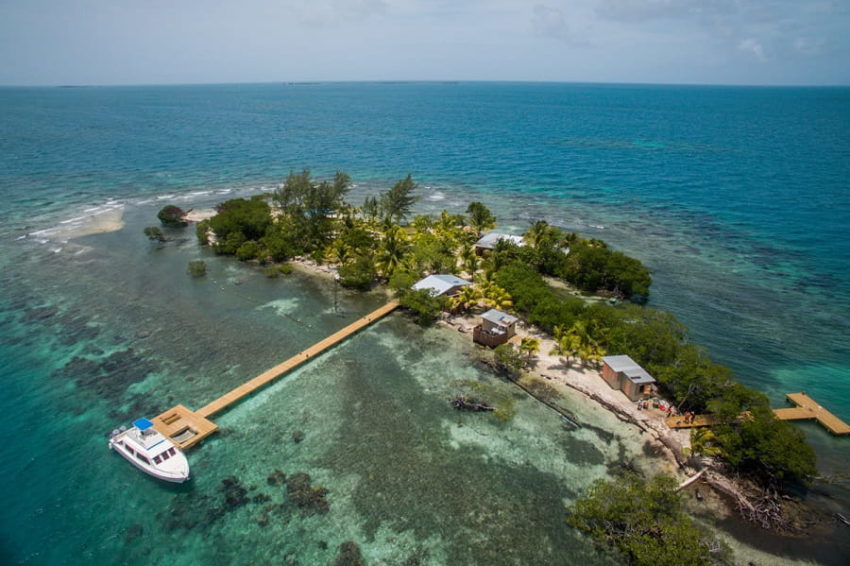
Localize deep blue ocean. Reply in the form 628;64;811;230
1;82;849;564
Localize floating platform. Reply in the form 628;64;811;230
152;301;400;450
666;392;850;435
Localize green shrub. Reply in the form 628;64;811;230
338;255;376;290
568;472;725;566
158;205;188;227
398;289;444;326
264;263;293;278
143;226;166;242
235;240;260;261
187;260;207;277
195;219;210;245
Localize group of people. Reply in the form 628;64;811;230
636;398;678;416
634;399;698;424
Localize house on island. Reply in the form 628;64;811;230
473;232;525;255
412;274;471;297
473;309;519;348
600;355;656;401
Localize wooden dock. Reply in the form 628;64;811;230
775;392;850;435
151;301;400;449
665;392;850;436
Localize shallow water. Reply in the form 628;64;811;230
2;83;850;564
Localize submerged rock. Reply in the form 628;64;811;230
267;469;287;486
292;430;305;443
285;472;330;515
334;541;366;566
220;476;249;510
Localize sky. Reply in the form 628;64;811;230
0;0;848;86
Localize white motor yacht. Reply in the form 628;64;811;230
108;418;190;483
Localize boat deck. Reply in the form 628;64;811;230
151;301;399;449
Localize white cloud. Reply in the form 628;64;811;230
738;38;767;61
793;37;825;55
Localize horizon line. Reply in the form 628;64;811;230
1;79;849;89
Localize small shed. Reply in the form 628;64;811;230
601;355;656;401
412;274;471;297
473;232;525;254
473;309;519;347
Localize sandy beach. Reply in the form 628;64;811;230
440;312;691;473
183;208;217;223
27;205;126;241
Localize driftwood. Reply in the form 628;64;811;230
554;377;649;433
676;470;706;491
452;396;495;412
703;470;794;532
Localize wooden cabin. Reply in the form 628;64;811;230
412;274;471;297
473;232;525;255
600;355;656;401
473;309;518;347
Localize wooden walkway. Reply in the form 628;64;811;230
151;301;399;449
665;392;850;435
775;393;850;435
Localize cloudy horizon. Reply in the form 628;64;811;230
1;0;848;87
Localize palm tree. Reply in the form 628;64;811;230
519;337;540;366
448;285;482;313
466;201;496;237
459;244;479;277
479;280;513;310
376;225;411;278
567;320;606;368
326;239;352;265
549;325;580;367
524;219;554;250
549;321;605;368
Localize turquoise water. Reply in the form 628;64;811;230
1;83;850;564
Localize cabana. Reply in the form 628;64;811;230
412;274;471;297
473;308;518;347
600;355;656;401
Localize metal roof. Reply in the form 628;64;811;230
412;274;471;296
481;309;519;327
474;232;525;250
602;355;656;384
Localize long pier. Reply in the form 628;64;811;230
151;301;399;449
665;392;850;435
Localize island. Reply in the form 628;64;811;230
162;169;820;565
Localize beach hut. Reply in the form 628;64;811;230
600;355;656;401
473;232;525;255
473;309;519;347
412;274;471;297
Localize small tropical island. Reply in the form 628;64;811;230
151;170;823;565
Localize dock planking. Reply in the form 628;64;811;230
152;301;400;449
665;392;850;435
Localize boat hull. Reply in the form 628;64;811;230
109;436;190;483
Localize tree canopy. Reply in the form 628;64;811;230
379;174;418;222
157;205;188;227
568;472;725;566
